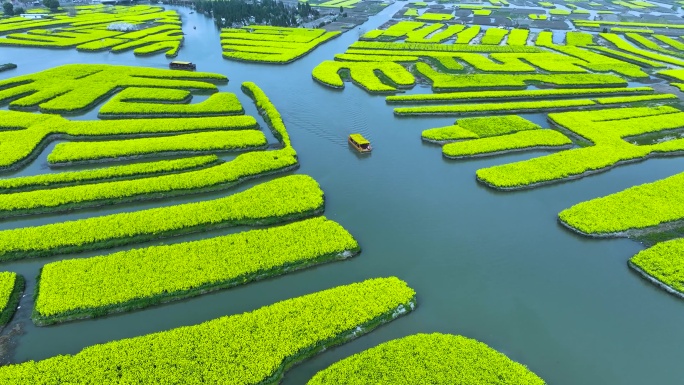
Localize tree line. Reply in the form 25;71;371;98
193;0;319;28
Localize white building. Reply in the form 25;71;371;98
19;13;50;19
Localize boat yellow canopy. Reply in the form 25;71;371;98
349;134;370;145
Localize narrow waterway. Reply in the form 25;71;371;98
1;5;684;384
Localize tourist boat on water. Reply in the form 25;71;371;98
348;134;372;153
169;61;196;70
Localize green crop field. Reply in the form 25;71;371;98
0;272;22;327
2;2;684;380
0;60;424;383
35;217;360;323
0;5;183;57
629;239;684;297
476;107;684;189
307;23;684;309
0;278;416;383
559;171;684;235
311;24;657;94
0;150;297;218
221;26;339;63
47;130;268;164
0;64;227;114
308;333;544;384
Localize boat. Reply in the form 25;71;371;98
169;61;196;71
348;134;372;153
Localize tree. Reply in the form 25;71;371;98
14;6;24;14
339;5;343;13
3;2;14;16
43;0;59;12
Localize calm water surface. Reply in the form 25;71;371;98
1;5;684;385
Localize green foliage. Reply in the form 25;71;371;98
360;23;470;44
630;239;684;295
221;26;339;63
42;0;59;11
99;91;244;118
507;29;529;45
307;333;545;385
405;24;459;43
443;130;572;158
595;94;677;104
600;33;684;66
317;0;360;8
457;115;541;136
630;0;656;6
396;98;596;116
0;272;23;327
363;21;426;40
559;172;684;234
342;50;588;73
101;86;192;103
0;277;416;384
0;150;297;217
550;9;571;15
0;109;255;170
35;217;359;322
540;44;650;78
242;81;293;148
405;87;673;111
387;87;654;103
477;107;684;189
459;4;500;8
47;131;267;164
565;31;594;46
312;61;414;92
104;27;183;57
658;69;684;83
455;26;480;43
0;64;227;114
0;272;17;317
0;5;182;56
198;0;320;26
2;2;14;16
403;8;418;16
588;46;665;69
624;33;684;59
481;28;508;45
335;53;419;62
535;31;553;45
417;12;454;21
134;40;181;58
350;40;544;53
652;35;684;51
421;125;478;142
0;156;218;193
612;27;654;33
414;62;627;91
0;174;325;261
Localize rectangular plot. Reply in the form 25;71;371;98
35;217;360;323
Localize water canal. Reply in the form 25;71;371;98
1;5;684;384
